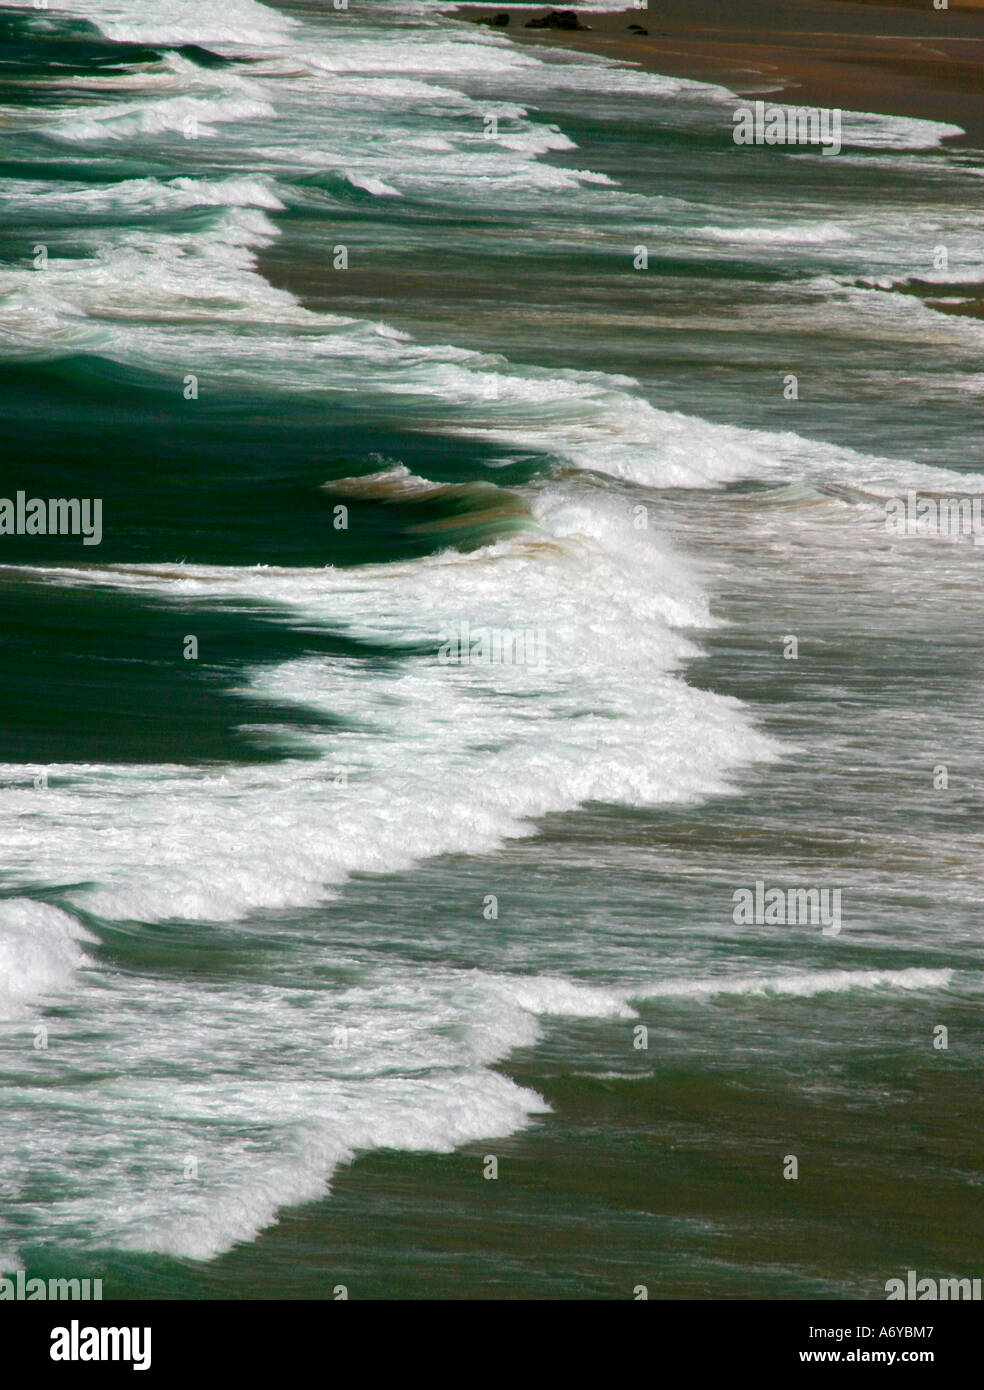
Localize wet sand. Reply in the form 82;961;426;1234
450;0;984;145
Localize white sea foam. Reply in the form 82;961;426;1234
0;960;557;1258
632;967;954;1003
0;958;648;1259
4;0;298;47
838;110;964;152
46;94;276;142
479;973;637;1020
0;478;778;925
0;900;95;1020
694;223;852;246
1;174;286;213
342;170;403;197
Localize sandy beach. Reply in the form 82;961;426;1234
451;0;984;145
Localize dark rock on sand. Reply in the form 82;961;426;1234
525;10;592;32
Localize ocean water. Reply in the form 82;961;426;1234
1;0;982;1298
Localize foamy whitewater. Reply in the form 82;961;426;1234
1;0;981;1289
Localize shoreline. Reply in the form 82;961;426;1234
448;1;984;146
258;1;984;325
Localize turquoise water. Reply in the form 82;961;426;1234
1;0;983;1298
